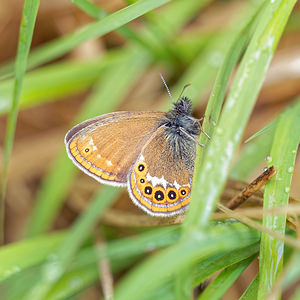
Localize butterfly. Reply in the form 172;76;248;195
65;83;207;217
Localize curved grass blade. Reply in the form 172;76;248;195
114;223;260;300
0;231;65;281
0;51;124;115
230;126;275;180
258;98;300;299
184;0;297;230
70;0;164;58
244;120;277;144
239;274;259;300
71;0;107;19
0;0;170;76
230;95;300;180
140;242;260;300
175;2;264;297
197;255;256;300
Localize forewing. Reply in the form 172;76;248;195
65;111;164;186
128;126;197;216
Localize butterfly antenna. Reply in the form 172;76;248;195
160;73;175;104
178;83;191;100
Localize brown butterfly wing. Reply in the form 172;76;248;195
65;111;165;186
128;125;198;216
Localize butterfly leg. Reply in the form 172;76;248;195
179;128;206;147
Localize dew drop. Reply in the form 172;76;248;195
47;253;58;261
70;277;82;288
44;262;63;282
0;98;9;111
209;51;223;67
288;167;294;173
284;187;290;193
146;242;156;251
13;265;21;272
254;50;261;60
265;155;272;163
216;127;223;134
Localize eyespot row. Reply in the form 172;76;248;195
139;181;188;204
136;162;189;202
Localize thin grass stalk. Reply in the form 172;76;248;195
0;0;40;244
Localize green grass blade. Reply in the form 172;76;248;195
70;0;161;55
0;231;65;281
46;255;140;300
147;0;213;40
0;0;40;244
197;256;255;300
0;52;124;115
1;226;178;292
184;0;297;230
239;274;259;300
111;238;258;300
195;0;264;166
46;264;98;300
290;287;300;300
139;241;259;300
283;252;300;291
0;0;169;75
24;186;118;300
244;120;277;143
230;94;300;181
230;125;275;180
26;49;149;236
46;227;180;299
71;0;106;19
114;223;260;300
193;242;259;286
174;21;251;296
8;231;255;300
175;2;264;297
10;226;177;300
257;99;300;299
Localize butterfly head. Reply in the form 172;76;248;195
164;96;200;138
173;96;192;115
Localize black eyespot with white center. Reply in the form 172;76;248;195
154;191;164;201
168;191;177;200
140;178;145;183
85;148;90;153
138;164;145;172
181;190;186;196
144;186;152;195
